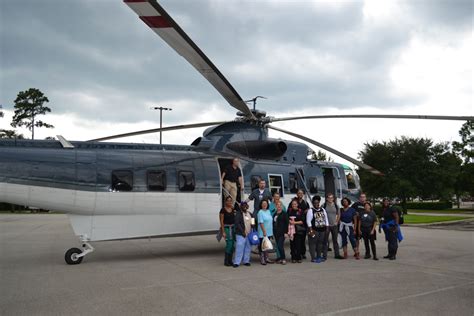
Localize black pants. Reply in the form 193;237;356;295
326;225;340;257
361;227;376;257
308;229;327;260
290;234;303;260
300;232;307;257
386;229;398;257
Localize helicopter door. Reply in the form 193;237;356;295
323;168;342;199
217;158;244;205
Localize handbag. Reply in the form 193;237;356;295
261;236;273;252
247;230;260;246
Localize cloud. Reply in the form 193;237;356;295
0;0;471;167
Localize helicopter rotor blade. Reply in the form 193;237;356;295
269;114;474;123
267;125;383;176
88;121;227;142
124;0;255;119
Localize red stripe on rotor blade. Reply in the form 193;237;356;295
140;16;171;28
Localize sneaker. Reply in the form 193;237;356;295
233;264;239;268
335;255;344;259
315;257;322;263
383;255;391;259
311;258;317;263
275;259;282;264
244;263;251;266
364;254;371;259
373;257;379;261
297;260;302;263
281;260;287;265
321;257;327;262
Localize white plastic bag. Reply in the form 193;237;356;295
261;236;273;252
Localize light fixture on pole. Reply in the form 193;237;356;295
150;106;172;144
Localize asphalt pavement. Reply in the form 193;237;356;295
1;214;473;315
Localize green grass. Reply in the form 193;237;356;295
404;214;471;224
408;209;474;214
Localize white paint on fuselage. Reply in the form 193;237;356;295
0;182;221;241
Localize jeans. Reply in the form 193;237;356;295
275;235;286;260
233;234;251;265
326;225;340;257
340;225;356;249
308;229;327;260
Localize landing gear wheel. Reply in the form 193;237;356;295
65;247;83;265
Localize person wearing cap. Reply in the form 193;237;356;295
233;201;254;267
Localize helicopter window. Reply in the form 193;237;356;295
345;170;357;190
178;171;195;191
268;174;284;197
309;177;318;193
288;173;298;194
111;170;133;192
250;175;262;190
147;170;167;191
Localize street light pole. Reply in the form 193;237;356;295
150;106;172;144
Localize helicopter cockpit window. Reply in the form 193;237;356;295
309;177;318;193
111;170;133;192
345;170;357;190
178;171;195;191
289;173;298;194
250;175;261;190
147;170;167;191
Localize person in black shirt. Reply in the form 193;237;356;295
380;198;400;260
351;193;367;257
287;189;310;259
288;199;305;263
221;158;244;203
273;201;289;264
219;196;236;266
359;202;378;260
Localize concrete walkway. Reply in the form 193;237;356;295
1;214;473;315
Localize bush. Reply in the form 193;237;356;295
406;201;453;210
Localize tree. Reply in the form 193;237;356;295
358;137;460;204
11;88;54;139
0;129;24;139
452;120;473;164
311;150;333;162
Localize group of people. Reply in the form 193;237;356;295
219;166;403;267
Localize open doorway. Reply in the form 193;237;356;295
323;168;336;198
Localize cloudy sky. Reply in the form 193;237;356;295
0;0;472;166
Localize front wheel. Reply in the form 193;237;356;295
65;247;83;265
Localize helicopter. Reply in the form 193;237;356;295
0;0;471;265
